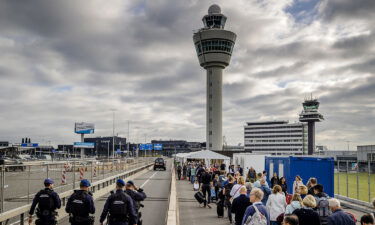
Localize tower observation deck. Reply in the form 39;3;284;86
193;5;236;151
299;98;324;155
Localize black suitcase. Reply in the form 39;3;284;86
217;200;224;217
194;192;205;204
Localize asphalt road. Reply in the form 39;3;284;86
59;159;172;225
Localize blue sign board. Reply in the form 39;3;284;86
139;144;153;150
73;142;95;148
21;143;39;147
153;144;163;150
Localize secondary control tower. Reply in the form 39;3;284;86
299;98;324;155
193;4;236;151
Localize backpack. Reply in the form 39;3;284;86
244;204;267;225
109;192;128;217
38;189;55;211
316;197;331;219
69;191;88;216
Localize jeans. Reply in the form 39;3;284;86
270;221;280;225
226;201;232;223
201;184;211;206
190;175;195;184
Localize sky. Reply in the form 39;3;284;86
0;0;374;150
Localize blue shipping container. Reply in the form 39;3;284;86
265;156;334;197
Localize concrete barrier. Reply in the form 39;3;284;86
166;163;179;225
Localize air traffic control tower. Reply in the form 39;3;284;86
193;5;236;151
299;98;324;155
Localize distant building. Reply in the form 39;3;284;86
84;136;127;156
0;141;9;147
151;140;203;156
357;145;375;162
244;121;307;154
322;150;357;161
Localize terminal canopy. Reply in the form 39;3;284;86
175;150;230;167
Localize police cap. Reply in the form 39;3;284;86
80;179;91;187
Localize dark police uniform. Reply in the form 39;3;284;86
65;190;95;225
125;188;147;225
29;188;61;225
100;189;137;225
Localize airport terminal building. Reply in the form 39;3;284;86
244;121;307;154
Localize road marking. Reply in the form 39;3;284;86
140;171;158;188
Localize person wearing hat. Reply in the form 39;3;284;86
125;180;147;225
65;179;95;225
28;178;61;225
100;179;137;225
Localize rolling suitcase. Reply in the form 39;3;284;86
216;200;224;217
194;191;205;204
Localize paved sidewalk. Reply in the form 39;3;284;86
177;178;229;225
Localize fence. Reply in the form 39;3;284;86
334;160;375;203
0;157;155;225
0;157;154;216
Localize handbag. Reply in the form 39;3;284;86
229;185;243;204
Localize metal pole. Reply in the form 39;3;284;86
112;110;115;159
46;164;49;179
346;161;349;197
28;165;31;204
73;161;76;189
91;161;93;183
356;161;359;200
337;160;340;195
368;161;371;202
0;165;4;215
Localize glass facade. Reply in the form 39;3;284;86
203;15;227;29
195;39;234;55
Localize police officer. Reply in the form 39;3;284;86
28;178;61;225
100;179;137;225
125;181;147;225
66;179;95;225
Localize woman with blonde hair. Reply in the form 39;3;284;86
293;195;321;225
266;185;287;225
285;193;302;215
298;185;308;198
230;176;245;199
293;175;303;194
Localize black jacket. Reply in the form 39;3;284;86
99;189;137;224
231;194;251;225
29;188;61;216
294;207;321;225
65;190;95;217
201;172;212;185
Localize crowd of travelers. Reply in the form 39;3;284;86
176;161;375;225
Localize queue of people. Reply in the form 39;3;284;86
28;178;146;225
178;161;375;225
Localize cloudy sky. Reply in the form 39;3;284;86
0;0;374;150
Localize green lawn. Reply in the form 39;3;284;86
334;172;375;202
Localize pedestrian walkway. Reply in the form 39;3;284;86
177;178;228;225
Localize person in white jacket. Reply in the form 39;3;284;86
292;175;303;194
266;185;287;225
230;176;245;199
285;193;303;215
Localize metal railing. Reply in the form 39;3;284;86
0;157;155;225
334;160;375;204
